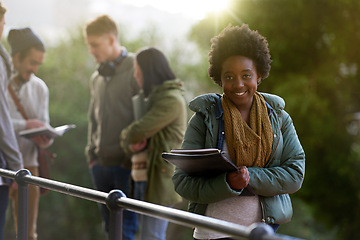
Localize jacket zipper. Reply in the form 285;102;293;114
260;197;266;223
261;111;283;222
264;111;283;168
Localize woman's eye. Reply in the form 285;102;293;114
225;75;233;80
243;74;252;79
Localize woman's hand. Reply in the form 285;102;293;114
226;166;250;190
129;139;147;153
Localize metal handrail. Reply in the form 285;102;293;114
0;168;302;240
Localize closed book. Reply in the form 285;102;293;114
163;148;255;195
162;148;238;177
132;90;148;121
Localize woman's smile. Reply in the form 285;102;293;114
234;90;247;96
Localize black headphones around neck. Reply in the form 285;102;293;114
98;49;128;77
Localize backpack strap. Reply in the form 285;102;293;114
8;84;28;120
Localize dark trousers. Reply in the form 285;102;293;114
0;186;9;240
90;164;138;240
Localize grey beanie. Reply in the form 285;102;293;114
7;27;44;56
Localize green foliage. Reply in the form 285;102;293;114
189;0;360;239
278;198;338;240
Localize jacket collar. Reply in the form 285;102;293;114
215;94;274;119
189;92;279;117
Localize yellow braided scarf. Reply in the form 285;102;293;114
222;92;273;168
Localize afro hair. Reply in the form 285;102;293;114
208;24;272;86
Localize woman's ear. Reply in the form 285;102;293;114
257;76;262;85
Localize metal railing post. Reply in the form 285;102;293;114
15;169;31;240
248;223;275;240
106;190;126;240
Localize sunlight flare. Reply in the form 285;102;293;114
123;0;232;20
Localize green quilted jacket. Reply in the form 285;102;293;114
172;92;305;224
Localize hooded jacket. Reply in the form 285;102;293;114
121;79;187;206
172;92;305;224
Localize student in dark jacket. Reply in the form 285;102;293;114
172;25;305;240
84;15;139;240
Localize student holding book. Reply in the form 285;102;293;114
6;27;52;240
172;25;305;240
121;47;187;240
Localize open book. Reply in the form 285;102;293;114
19;124;76;139
162;148;238;177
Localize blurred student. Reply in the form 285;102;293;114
84;15;139;240
121;47;186;240
0;3;23;240
6;27;52;240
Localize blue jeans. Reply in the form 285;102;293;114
90;164;137;240
134;181;168;240
0;186;9;240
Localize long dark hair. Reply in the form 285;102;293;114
136;47;176;96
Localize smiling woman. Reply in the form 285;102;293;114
172;24;305;239
126;0;231;20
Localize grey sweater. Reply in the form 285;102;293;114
0;44;23;177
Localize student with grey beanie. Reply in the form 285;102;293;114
8;27;45;56
6;27;51;240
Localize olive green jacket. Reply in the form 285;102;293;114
172;92;305;224
121;79;187;206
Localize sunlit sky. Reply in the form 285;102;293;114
120;0;231;20
1;0;232;49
